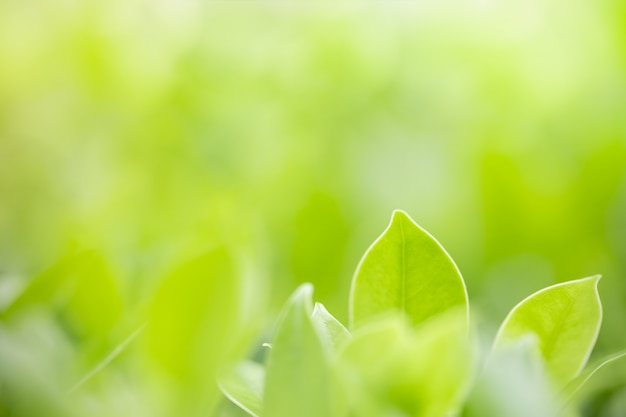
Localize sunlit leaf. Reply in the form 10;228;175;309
144;247;240;396
68;323;147;394
495;276;602;385
341;311;474;417
263;284;339;417
218;360;265;417
563;349;626;406
464;335;560;417
350;210;468;329
312;302;350;354
3;251;123;339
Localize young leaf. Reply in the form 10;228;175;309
263;284;337;417
464;335;560;417
495;276;602;385
350;210;468;329
4;251;123;338
338;316;409;417
340;311;474;417
563;349;626;405
68;323;147;394
312;302;350;354
218;361;265;417
390;311;474;417
144;247;240;386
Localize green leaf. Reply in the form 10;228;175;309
263;284;338;417
495;276;602;385
464;336;560;417
312;302;350;354
338;317;407;417
350;210;468;329
563;349;626;405
3;251;123;339
218;360;265;417
68;323;147;394
340;311;474;417
144;247;240;384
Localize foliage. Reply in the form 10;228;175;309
220;211;624;417
2;1;626;415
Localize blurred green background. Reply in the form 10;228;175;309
1;0;626;416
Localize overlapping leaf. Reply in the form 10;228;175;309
263;284;340;417
350;210;468;329
340;311;474;417
495;276;602;385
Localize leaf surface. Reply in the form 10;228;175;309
563;349;626;405
144;247;240;384
350;210;468;329
263;284;337;417
464;336;559;417
3;251;123;338
218;360;265;417
312;302;350;354
495;276;602;385
340;312;474;417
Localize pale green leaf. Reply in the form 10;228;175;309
312;302;350;354
464;336;560;417
218;360;265;417
68;323;147;394
144;247;240;384
3;251;123;338
340;311;474;417
263;284;338;417
350;210;468;329
338;316;410;417
495;276;602;385
563;349;626;405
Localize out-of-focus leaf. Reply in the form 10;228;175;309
495;276;602;385
463;335;560;417
291;191;351;319
218;361;265;417
3;251;123;339
0;314;77;417
263;284;341;417
563;349;626;406
143;246;240;413
312;302;350;354
338;317;406;417
350;210;468;329
341;311;474;417
68;323;147;394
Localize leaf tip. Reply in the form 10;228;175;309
390;209;415;227
312;302;325;316
293;282;314;300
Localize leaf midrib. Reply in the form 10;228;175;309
399;217;406;314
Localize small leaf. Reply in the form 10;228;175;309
350;210;468;329
144;247;239;382
263;284;338;417
218;361;265;417
340;311;474;417
338;317;407;417
464;336;560;417
3;251;123;338
68;323;147;394
312;302;350;354
495;276;602;385
563;349;626;405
